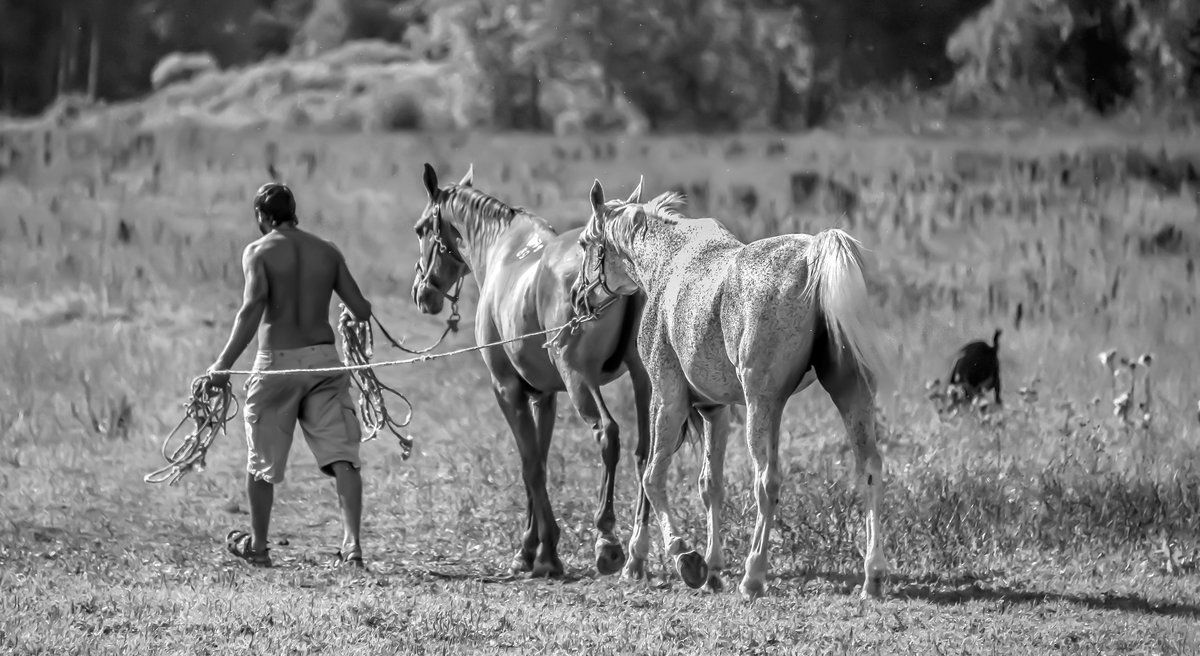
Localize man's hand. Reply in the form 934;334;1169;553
339;304;361;329
205;361;231;390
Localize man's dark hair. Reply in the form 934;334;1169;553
254;182;297;225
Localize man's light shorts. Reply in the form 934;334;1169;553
243;344;361;484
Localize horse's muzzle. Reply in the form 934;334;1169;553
412;278;445;316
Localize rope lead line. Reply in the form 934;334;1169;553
142;296;619;486
206;299;616;377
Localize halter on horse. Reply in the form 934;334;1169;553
410;163;654;579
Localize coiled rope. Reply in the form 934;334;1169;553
338;313;415;457
143;375;239;485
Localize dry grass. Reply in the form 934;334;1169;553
1;126;1199;654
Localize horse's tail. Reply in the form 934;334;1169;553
802;229;894;390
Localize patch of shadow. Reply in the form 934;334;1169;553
731;184;759;217
418;560;591;585
670;181;709;215
1125;148;1200;196
894;579;1200;619
952;150;1008;183
1137;223;1195;257
777;569;1200;619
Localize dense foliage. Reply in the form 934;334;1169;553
1;0;1198;129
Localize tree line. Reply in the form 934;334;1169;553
2;0;1197;129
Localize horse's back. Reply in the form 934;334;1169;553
651;233;821;402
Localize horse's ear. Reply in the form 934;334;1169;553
422;163;439;200
458;163;474;187
589;179;606;217
626;175;643;204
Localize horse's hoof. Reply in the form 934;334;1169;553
510;551;534;574
621;557;647;581
702;572;724;593
594;540;627;576
862;574;885;599
530;555;565;579
739;576;766;602
673;550;708;589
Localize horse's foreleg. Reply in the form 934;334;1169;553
589;389;628;576
642;390;707;589
563;375;626;576
622;356;654;581
739;397;785;601
493;383;564;579
697;405;730;593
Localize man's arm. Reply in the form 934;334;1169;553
209;245;269;375
332;243;372;322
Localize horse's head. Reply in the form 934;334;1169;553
412;162;471;316
571;177;644;315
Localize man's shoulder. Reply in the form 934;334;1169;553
243;237;271;258
307;231;345;258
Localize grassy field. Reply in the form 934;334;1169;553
1;124;1199;654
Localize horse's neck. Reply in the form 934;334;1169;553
624;220;718;290
455;212;546;284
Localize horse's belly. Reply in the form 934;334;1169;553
682;351;744;405
508;347;565;391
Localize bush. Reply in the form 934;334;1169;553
248;10;296;60
364;91;423;131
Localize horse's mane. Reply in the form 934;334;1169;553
439;184;554;238
641;191;688;221
591;191;690;252
440;184;521;223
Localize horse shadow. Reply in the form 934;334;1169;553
788;570;1200;620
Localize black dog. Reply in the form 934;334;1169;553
948;329;1003;407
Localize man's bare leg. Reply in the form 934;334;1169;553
330;461;363;564
247;474;274;553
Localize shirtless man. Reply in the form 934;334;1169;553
205;182;373;568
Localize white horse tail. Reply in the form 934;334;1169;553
802;229;894;390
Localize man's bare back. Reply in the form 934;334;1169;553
206;187;371;386
251;228;369;351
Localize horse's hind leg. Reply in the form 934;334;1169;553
563;374;626;575
697;405;730;593
621;353;654;581
815;358;889;598
643;384;708;589
738;397;785;601
492;382;564;578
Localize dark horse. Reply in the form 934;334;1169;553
409;163;652;578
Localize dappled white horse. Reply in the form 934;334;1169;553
572;181;893;601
